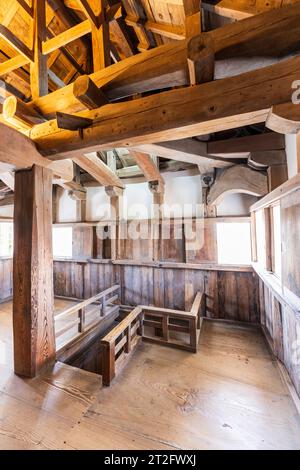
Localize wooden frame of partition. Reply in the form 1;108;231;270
101;292;205;386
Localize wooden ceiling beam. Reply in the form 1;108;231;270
0;123;73;182
16;0;34;18
2;95;46;132
42;20;91;55
29;51;300;159
0;25;34;62
0;55;30;76
76;0;98;25
208;133;286;158
133;141;234;167
130;151;164;185
73;153;124;188
23;3;300;119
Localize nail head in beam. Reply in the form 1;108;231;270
187;34;215;85
56;112;93;131
73;75;109;110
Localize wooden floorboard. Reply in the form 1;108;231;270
0;300;299;450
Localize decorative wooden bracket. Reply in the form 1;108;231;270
56;112;93;131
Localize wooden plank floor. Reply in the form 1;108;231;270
0;300;300;449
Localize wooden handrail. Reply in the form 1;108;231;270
55;285;120;321
102;306;142;344
101;292;206;386
55;285;120;351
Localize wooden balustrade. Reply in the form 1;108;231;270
101;306;143;386
55;285;120;351
101;292;205;386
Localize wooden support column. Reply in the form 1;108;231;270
201;173;216;218
297;132;300;174
149;181;164;262
187;34;215;85
105;185;123;260
91;0;111;71
13;165;55;377
31;0;48;99
184;0;202;37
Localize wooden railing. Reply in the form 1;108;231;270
101;306;143;386
101;292;205;386
55;285;120;351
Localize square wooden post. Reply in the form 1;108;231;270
13;165;56;377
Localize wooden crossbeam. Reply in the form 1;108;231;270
0;123;73;181
208;133;286;158
0;55;30;76
42;20;91;55
130;151;164;185
23;3;300;119
73;153;124;188
30;51;300;158
134;140;234;167
0;25;34;62
16;0;34;18
3;96;45;132
76;0;98;25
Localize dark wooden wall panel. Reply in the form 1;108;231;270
53;261;85;298
53;260;259;324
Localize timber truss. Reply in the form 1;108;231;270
0;0;299;207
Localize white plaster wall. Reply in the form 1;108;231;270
80;172;255;221
86;186;111;221
163;173;202;218
57;190;77;222
285;134;298;179
217;193;258;217
0;206;13;218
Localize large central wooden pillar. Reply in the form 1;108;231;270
13;165;55;377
